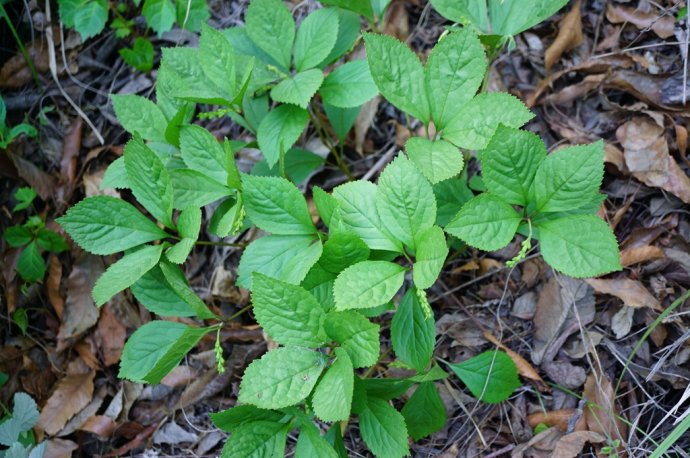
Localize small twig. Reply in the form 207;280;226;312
484;443;516;458
361;145;397;181
44;0;105;144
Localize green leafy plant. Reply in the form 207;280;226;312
55;1;621;456
0;392;45;458
0;96;37;149
3;188;68;283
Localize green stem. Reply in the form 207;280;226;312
195;240;246;248
308;107;353;180
0;3;41;89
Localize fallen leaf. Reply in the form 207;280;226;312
46;255;64;319
484;332;549;392
36;369;95;435
611;305;635;338
57;254;103;349
43;438;78;458
620;245;664;266
606;3;675;39
0;38;51;88
545;0;583;71
553;430;606;458
527;409;579;432
96;303;126;367
80;415;116;437
103;423;157;457
604;143;627;172
511;426;563;457
153;421;198;445
585;277;661;310
616;116;690;204
582;372;627;454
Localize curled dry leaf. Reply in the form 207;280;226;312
606;3;675;39
527;409;582;432
80;415;117;437
57;254;103;349
616;116;690;204
36;369;96;435
553;430;606;458
96;303;126;367
483;331;550;392
46;255;64;319
545;0;583;71
43;438;78;458
585;277;661;311
582;372;627;454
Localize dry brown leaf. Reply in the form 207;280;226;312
37;369;95;435
553;431;606;457
0;39;51;88
545;0;583;71
46;255;64;319
43;438;78;458
606;4;675;39
527;409;580;432
161;365;197;388
511;426;563;457
604;143;627;172
582;372;627;454
620;245;665;266
96;303;126;367
616;116;690;204
383;0;409;40
57;254;103;349
80;415;116;437
675;124;688;158
484;332;549;392
585;277;661;310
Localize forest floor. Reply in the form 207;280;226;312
2;0;690;457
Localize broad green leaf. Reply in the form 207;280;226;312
224;140;243;189
270;69;324;109
333;260;405;310
93;244;163;306
124;137;174;227
166;206;201;264
179;125;228;185
57;196;168;255
445;194;521;251
324;423;349;458
158;260;218;319
319;0;373;21
320;60;378;108
480;125;546;206
391;288;435;372
199;24;235;98
142;0;176;35
0;393;39;446
318;232;370;275
324;311;379;368
408;364;450;383
313;186;338;227
169;169;230;208
209;196;244;237
430;0;488;32
131;266;196;316
119;321;211;383
425;29;486;129
443;93;534;150
406;137;463;185
156;61;196;120
295;422;339;458
376;154;436;249
312;348;354;422
239;347;326;409
359;397;409;458
363;32;429;123
251;147;325;185
434;176;475;227
257;105;309;168
161;48;230;104
361;378;413;401
211;405;284;432
112;94;167;142
323;103;360;142
309;280;336;311
101;157;129;190
220;421;288;458
413;226;448;290
245;0;294;70
448;350;520;403
72;0;108;39
237;234;322;289
36;229;69;253
4;226;32;247
242;174;315;235
323;9;361;65
332;181;401;252
532;141;605;213
401;382;446;440
538;215;621;277
252;273;326;347
293;8;339;71
371;0;392;18
176;0;209;31
119;37;154;72
488;0;568;37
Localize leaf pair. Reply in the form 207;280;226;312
445;125;621;277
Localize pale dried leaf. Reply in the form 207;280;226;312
553;431;606;458
37;370;95;435
585;277;661;310
620;245;664;266
545;0;583;71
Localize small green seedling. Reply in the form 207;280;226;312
0;96;37;149
0;392;45;458
4;188;68;283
